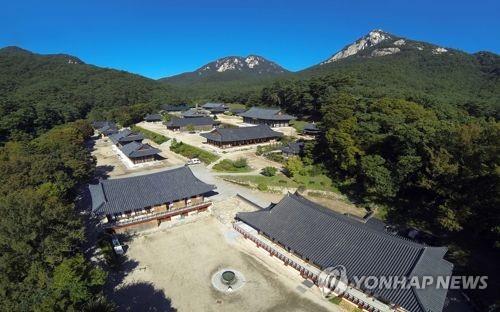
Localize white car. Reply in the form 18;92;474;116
111;237;124;255
187;158;201;165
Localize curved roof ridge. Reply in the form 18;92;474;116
287;193;422;247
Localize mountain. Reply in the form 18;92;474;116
159;55;290;97
315;29;457;65
0;46;179;140
163;55;287;82
296;30;499;115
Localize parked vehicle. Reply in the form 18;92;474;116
111;236;124;255
187;158;201;165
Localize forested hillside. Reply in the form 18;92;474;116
0;46;182;141
300;47;500;118
259;76;499;308
179;31;499;119
160;55;290;98
0;39;498;309
0;120;113;311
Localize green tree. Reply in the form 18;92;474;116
261;166;278;177
43;255;107;311
359;155;396;202
284;156;304;177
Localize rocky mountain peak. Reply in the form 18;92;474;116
197;55;286;75
321;29;392;64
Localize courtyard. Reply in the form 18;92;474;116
108;217;338;312
91;135;186;178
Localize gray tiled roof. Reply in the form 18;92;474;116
166;117;216;128
202;102;228;109
303;122;320;131
239;107;296;121
109;129;144;145
182;109;210;118
161;104;190;111
119;141;161;158
89;166;215;215
281;141;304;155
200;124;283;143
237;193;452;312
144;114;162;122
95;121;118;135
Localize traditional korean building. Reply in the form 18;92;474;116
109;129;144;147
144;113;162;123
93;121;118;137
201;124;283;148
281;141;304;158
239;107;296;127
230;108;246;115
182;108;211;118
119;141;161;164
89;166;215;232
166;117;217;132
202;102;228;114
161;104;190;112
302;122;321;136
235;193;453;312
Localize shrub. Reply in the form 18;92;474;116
257;183;268;191
261;166;277;177
256;146;263;156
284;156;304;177
170;140;219;164
233;157;248;168
131;125;169;144
264;152;285;164
213;158;251;172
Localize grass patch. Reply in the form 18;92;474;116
170;139;219;164
228;103;247;110
263;152;286;164
131;125;169;144
292;173;338;192
212;158;251;172
290;120;308;132
329;296;342;305
223;174;298;189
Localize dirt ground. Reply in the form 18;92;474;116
136;121;284;173
91;135;186;178
111;217;338;312
302;193;368;218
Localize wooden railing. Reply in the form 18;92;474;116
103;201;211;228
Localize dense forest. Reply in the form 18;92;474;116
0;47;184;141
185;38;499;120
256;75;499;308
0;43;498;309
0;120;113;311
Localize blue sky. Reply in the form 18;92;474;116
2;0;499;79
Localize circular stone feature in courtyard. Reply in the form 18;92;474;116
221;270;237;285
211;268;246;292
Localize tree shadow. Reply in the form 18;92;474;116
102;249;176;311
95;165;114;180
109;281;176;312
